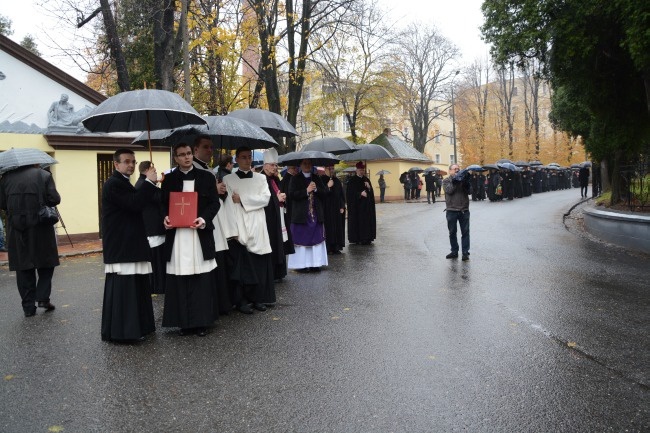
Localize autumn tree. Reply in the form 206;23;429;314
310;0;394;143
456;59;492;164
391;23;460;153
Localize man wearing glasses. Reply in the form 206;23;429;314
442;163;471;261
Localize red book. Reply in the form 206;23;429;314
168;191;198;228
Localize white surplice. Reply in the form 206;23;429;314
222;172;272;255
166;180;217;275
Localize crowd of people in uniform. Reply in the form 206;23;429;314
98;137;378;342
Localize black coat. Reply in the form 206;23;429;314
135;174;165;237
161;167;220;262
0;166;61;271
346;174;376;243
320;174;346;252
288;172;328;224
102;170;157;264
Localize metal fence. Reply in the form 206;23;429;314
619;148;649;211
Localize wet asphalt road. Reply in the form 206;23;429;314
0;189;648;433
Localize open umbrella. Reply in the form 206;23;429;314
227;108;298;138
301;137;358;155
278;150;339;167
496;158;513;164
498;162;517;171
342;167;357;173
466;164;487;172
408;166;424;173
581;161;592;167
339;144;393;162
375;169;391;175
132;115;277;150
482;164;500;170
514;161;530;167
82;89;207;161
0;148;58;175
529;160;543;166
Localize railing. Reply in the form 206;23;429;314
618;149;649;211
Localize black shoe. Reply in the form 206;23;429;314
253;303;267;312
462;254;470;261
238;304;254;314
309;267;321;272
195;327;207;337
264;303;276;308
24;310;36;317
38;302;55;312
179;328;192;336
446;252;458;259
295;268;310;273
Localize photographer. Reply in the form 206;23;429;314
442;164;471;261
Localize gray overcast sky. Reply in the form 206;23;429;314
3;0;490;81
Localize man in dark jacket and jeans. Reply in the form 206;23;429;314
442;164;471;261
0;165;61;317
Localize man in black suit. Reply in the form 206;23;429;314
101;149;158;342
161;142;221;337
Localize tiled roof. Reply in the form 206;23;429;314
370;133;431;162
0;120;45;134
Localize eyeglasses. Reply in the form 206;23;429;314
175;151;193;158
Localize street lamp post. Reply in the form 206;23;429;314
451;70;460;164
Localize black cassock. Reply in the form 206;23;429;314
346;174;376;244
135;174;166;294
101;171;157;342
264;173;292;280
320;174;346;253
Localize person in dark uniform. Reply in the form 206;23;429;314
100;149;158;342
346;162;376;245
161;143;221;337
579;164;590;198
320;164;346;254
425;171;436;203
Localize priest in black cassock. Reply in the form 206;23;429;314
101;149;158;343
320;164;346;254
262;148;293;281
346;161;376;245
161;143;221;337
135;161;166;294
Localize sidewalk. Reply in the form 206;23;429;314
0;239;103;265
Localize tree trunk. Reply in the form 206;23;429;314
99;0;130;91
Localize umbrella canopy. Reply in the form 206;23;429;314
496;158;513;164
498;162;517;171
82;89;206;133
482;163;500;170
466;164;487;172
581;161;592;167
339;144;393;162
132;115;277;150
278;150;339;167
570;163;581;168
0;148;58;175
529;160;543;166
547;162;561;167
408;166;424;173
301;137;359;155
227;108;298;138
342;167;357;173
514;160;530;167
375;169;391;175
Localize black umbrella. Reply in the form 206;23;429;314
529;160;543;166
581;161;592;167
301;137;359;155
570;163;581;169
514;160;530;167
482;163;500;170
342;167;357;173
339;144;393;162
466;164;487;172
132;115;277;150
227;108;298;138
408;166;424;173
375;169;391;175
82;89;206;161
0;148;58;174
499;162;517;171
278;150;339;167
496;158;513;164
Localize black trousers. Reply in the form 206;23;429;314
16;267;54;313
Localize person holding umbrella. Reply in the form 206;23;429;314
100;149;158;342
320;164;346;254
0;163;61;317
347;162;376;245
288;158;329;272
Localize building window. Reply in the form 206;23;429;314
301;121;312;133
450;154;456;164
435;154;441;164
435;133;440;143
342;115;351;132
433;106;439;116
449;131;453;144
324;116;337;132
